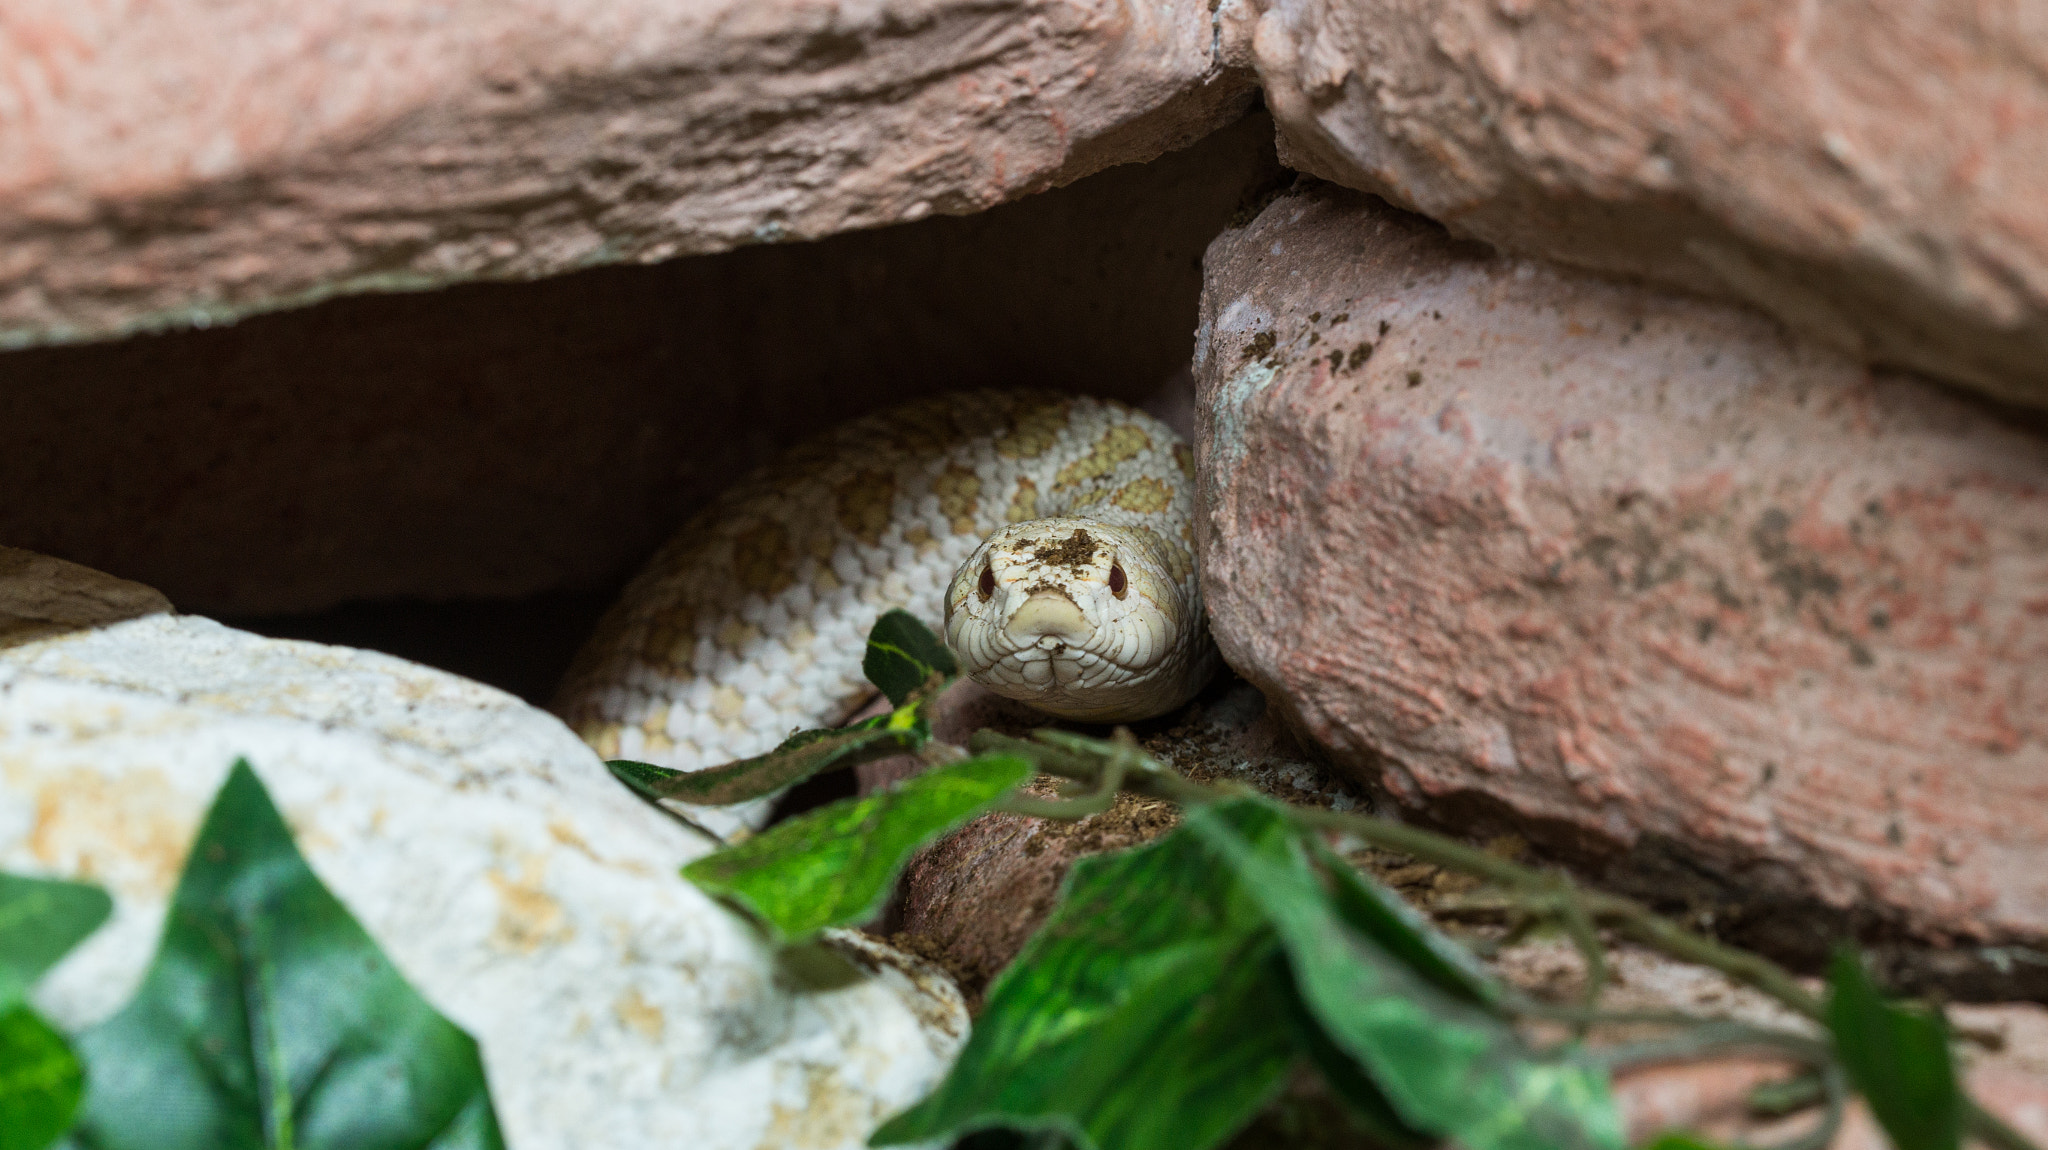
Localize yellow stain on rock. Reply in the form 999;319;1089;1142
613;987;666;1041
20;763;197;899
757;1065;876;1150
547;819;599;862
487;857;573;953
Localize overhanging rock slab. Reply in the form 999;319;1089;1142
0;0;1252;345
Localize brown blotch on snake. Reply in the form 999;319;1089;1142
1032;529;1099;572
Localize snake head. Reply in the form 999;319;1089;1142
943;517;1198;721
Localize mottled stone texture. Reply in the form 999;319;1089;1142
0;0;1252;345
0;114;1281;615
1239;0;2048;407
1196;185;2048;956
0;556;965;1150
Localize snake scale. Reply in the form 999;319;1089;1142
553;390;1217;819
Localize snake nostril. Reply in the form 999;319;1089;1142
1109;563;1127;599
978;564;996;601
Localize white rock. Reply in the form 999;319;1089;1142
0;600;964;1149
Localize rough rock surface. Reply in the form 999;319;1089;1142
0;112;1281;616
1237;0;2048;407
0;0;1252;346
1195;184;2048;975
0;560;965;1150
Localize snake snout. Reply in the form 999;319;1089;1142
1004;589;1091;647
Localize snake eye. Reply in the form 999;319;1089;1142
1109;563;1127;599
978;564;996;601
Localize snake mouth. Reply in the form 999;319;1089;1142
979;645;1135;692
959;611;1164;692
1005;589;1090;647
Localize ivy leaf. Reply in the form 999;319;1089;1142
68;760;505;1150
609;610;954;809
1641;1135;1737;1150
684;753;1033;943
871;800;1301;1150
1186;802;1624;1150
862;610;958;707
0;873;110;1150
1826;949;1962;1150
1279;981;1433;1150
609;701;932;806
1309;837;1500;1008
0;874;112;1005
0;1004;82;1150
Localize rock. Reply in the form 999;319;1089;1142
0;560;965;1149
1240;0;2048;408
0;0;1252;347
1195;183;2048;985
1510;941;2048;1147
0;112;1282;616
0;545;171;650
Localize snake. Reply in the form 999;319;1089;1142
552;391;1216;816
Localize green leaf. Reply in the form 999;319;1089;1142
1641;1135;1736;1150
1310;837;1501;1008
68;760;505;1150
609;702;931;806
1186;802;1624;1150
1826;949;1962;1150
1279;978;1433;1150
0;873;105;1150
685;753;1034;942
862;609;958;706
0;874;112;1005
0;1003;82;1150
872;800;1301;1150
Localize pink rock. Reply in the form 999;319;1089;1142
1195;185;2048;960
1615;1052;2048;1148
0;114;1278;614
1239;0;2048;407
0;0;1251;345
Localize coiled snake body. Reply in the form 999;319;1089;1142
554;391;1215;821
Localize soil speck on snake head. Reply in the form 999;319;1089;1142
1032;529;1097;572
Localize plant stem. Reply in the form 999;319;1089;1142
1586;891;1824;1018
959;725;2046;1150
988;729;1830;1019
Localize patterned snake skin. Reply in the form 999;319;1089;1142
553;391;1215;825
